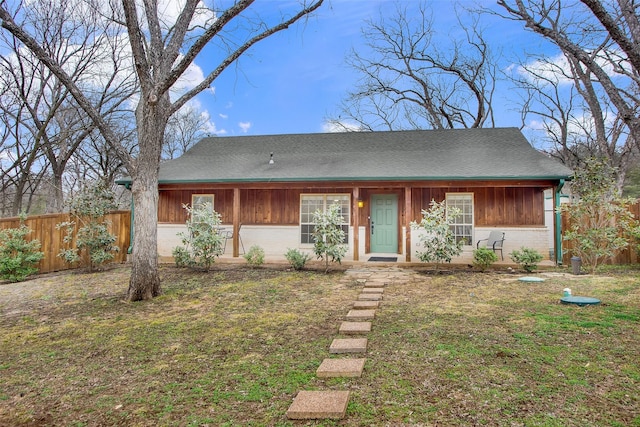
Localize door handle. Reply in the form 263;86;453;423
371;220;374;235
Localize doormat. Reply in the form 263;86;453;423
368;257;397;262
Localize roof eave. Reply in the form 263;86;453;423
154;175;572;185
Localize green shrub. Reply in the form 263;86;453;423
57;183;119;272
173;202;223;271
560;158;640;274
473;247;498;272
172;246;192;268
244;245;265;267
312;203;348;273
410;199;464;272
0;214;44;282
510;247;543;273
285;248;311;270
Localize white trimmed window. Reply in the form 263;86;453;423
191;194;214;221
192;194;214;209
446;193;473;245
300;194;350;244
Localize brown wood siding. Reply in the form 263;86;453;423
159;183;547;227
411;186;544;226
160;187;356;225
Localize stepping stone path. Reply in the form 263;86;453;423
286;266;416;420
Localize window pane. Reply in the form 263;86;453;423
300;224;315;244
446;193;473;246
300;194;350;244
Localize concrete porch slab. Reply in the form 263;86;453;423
329;338;368;353
286;390;350;419
316;358;366;377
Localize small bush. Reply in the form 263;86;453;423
410;199;464;273
510;247;543;273
57;182;119;271
312;203;348;273
473;247;498;272
244;245;265;267
172;246;192;268
0;215;44;282
285;248;311;270
173;203;223;271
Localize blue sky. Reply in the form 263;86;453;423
194;0;557;137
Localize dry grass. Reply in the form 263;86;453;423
0;263;639;426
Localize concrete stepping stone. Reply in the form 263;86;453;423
286;390;350;419
339;321;372;334
346;309;376;320
359;293;383;301
316;358;366;378
364;281;386;288
353;300;379;309
329;337;368;353
362;287;384;294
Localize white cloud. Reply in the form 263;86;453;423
172;60;206;93
516;49;628;87
219;113;228;119
516;53;574;86
238;122;252;133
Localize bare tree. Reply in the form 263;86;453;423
0;0;137;214
331;2;497;131
162;105;210;160
0;39;51;216
509;51;635;190
0;0;324;300
498;0;640;152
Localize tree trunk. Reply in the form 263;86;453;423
47;166;65;213
126;99;167;301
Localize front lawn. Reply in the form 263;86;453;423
0;265;638;426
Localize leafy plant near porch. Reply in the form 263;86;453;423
0;213;44;282
411;199;464;272
560;158;640;274
312;203;348;273
509;247;543;273
285;248;311;270
244;245;265;268
57;183;119;272
473;247;498;272
173;202;223;271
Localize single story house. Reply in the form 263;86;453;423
139;128;573;264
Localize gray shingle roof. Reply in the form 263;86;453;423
157;128;572;183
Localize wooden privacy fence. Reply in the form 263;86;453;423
561;203;640;266
0;210;131;274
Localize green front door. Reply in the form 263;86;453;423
370;194;398;253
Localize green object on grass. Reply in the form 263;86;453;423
518;276;545;282
560;296;601;306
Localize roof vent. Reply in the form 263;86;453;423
269;152;274;165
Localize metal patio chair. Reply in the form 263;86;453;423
476;231;505;260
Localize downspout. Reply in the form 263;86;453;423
555;179;565;265
125;183;134;254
